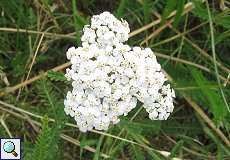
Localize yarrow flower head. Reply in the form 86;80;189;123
64;11;175;132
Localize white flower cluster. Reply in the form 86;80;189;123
64;12;175;132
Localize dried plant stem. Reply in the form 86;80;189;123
175;85;218;91
0;62;70;97
129;2;194;38
60;134;110;159
140;1;194;45
183;95;230;147
140;19;174;45
155;53;228;83
151;21;208;47
25;33;45;82
171;28;230;75
0;27;76;39
0;114;13;138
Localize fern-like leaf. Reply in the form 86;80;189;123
30;78;66;160
47;71;68;83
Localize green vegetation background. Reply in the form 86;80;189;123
0;0;229;159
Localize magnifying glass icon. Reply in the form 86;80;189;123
3;141;18;157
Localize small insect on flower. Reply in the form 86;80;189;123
64;11;175;132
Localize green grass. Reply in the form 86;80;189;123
0;0;230;159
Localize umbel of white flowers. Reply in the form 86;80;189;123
64;11;175;132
